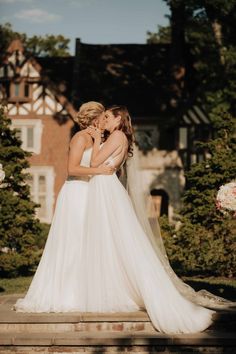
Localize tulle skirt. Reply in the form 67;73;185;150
15;174;214;334
81;174;214;334
15;180;89;312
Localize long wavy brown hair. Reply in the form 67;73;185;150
107;105;135;156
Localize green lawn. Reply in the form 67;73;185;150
0;276;32;295
0;275;236;301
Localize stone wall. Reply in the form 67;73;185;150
139;148;185;221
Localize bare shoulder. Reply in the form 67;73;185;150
108;131;128;147
70;131;90;147
109;130;126;141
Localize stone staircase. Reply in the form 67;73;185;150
0;294;236;353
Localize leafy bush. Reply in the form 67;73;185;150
160;216;236;277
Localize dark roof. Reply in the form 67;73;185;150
36;42;196;122
36;56;75;101
1;40;206;127
77;43;174;117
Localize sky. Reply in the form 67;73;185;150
0;0;170;54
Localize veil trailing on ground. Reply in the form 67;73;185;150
125;144;234;309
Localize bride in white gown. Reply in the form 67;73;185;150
84;105;217;334
14;101;114;312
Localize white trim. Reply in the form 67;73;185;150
27;166;55;223
8;106;17;115
11;118;43;154
20;62;40;78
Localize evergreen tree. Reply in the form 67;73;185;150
182;109;236;227
155;1;236;276
0;105;43;277
161;108;236;277
180;109;236;276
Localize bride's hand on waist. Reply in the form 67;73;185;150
97;164;116;175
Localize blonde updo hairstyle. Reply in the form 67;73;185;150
75;101;105;129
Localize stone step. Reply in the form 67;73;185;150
0;311;235;334
0;320;154;334
0;330;236;354
0;330;236;346
0;296;235;353
0;295;236;334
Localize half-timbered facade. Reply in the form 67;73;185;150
0;40;76;223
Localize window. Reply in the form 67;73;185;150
134;124;159;151
27;126;34;148
178;124;212;169
14;83;20;97
190;153;197;164
27;166;55;223
179;127;188;149
11;119;43;154
9;82;31;101
24;83;29;97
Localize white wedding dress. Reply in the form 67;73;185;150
15;147;215;334
80;153;215;334
15;147;93;312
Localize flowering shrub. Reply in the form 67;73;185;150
216;181;236;216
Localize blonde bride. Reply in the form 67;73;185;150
15;102;114;312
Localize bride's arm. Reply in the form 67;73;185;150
67;134;114;176
88;129;123;167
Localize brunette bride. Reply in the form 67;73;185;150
14;101;114;312
83;105;221;334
